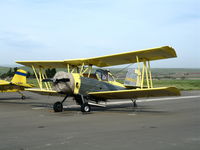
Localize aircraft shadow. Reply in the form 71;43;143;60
62;104;168;114
0;96;32;101
32;101;169;114
0;97;168;114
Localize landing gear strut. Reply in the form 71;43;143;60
80;95;91;112
53;94;68;112
131;98;137;107
18;92;26;100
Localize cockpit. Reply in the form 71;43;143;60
95;69;115;82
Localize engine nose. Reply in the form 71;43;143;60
53;71;75;95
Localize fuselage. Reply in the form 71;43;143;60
51;70;127;98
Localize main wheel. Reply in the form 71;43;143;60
81;103;91;112
53;102;63;112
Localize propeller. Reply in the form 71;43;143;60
42;78;70;83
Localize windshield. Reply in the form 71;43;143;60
95;69;115;81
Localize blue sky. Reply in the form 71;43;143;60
0;0;199;68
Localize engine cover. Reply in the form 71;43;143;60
53;71;75;95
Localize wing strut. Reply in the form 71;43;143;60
135;56;153;89
131;98;137;107
31;65;52;90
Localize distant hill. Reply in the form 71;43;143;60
0;66;10;74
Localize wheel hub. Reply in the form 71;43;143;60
84;106;89;112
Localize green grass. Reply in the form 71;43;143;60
151;68;200;74
0;66;10;74
28;78;38;86
153;80;200;90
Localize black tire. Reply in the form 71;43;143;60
81;103;91;112
53;102;63;112
21;96;26;100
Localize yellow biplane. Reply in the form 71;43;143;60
16;46;180;112
0;69;33;99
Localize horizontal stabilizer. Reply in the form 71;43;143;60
0;80;10;86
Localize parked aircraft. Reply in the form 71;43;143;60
0;69;33;99
16;46;180;112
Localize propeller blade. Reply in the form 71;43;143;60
42;78;70;83
42;79;54;82
55;78;70;83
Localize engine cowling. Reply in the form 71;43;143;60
53;71;76;95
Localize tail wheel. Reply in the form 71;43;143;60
81;103;91;112
53;102;63;112
21;96;26;100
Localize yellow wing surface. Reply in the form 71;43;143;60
0;80;22;92
88;87;180;99
25;88;61;96
16;46;177;68
0;81;32;88
0;80;10;86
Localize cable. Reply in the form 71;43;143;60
112;64;134;80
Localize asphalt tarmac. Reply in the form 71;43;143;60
0;91;200;150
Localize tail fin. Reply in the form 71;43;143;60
11;69;27;84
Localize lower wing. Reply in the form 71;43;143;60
88;87;180;99
25;88;61;96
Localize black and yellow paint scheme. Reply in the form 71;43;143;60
0;69;33;99
16;46;180;112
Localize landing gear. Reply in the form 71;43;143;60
53;94;68;112
133;101;137;107
18;92;26;100
53;94;91;113
53;102;63;112
75;95;91;112
131;98;137;107
81;103;91;112
21;96;26;100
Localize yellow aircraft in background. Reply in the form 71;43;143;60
17;46;180;112
0;69;33;99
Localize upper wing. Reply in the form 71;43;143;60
16;60;66;68
88;87;180;99
16;46;177;68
